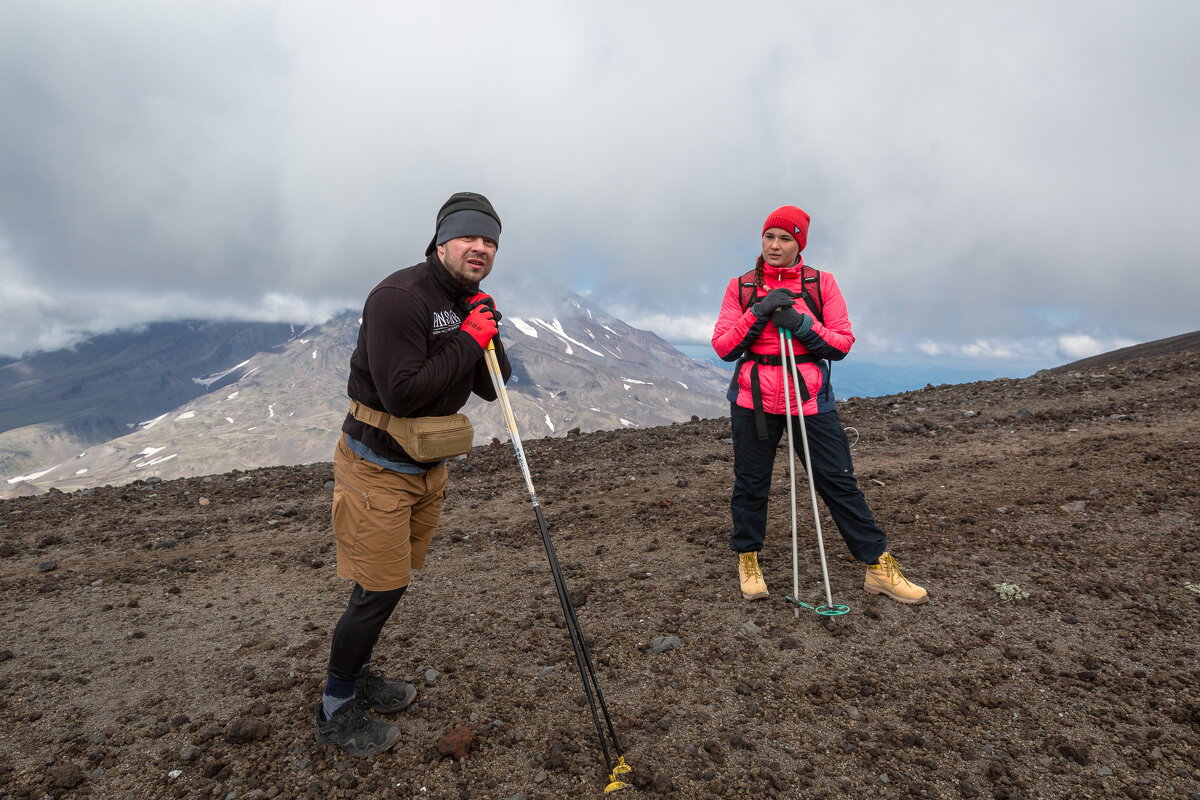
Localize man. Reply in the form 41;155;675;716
316;191;512;757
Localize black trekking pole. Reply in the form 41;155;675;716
482;340;631;794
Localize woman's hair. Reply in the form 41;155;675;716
753;255;766;287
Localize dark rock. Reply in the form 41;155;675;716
436;726;474;760
49;762;85;788
226;717;270;744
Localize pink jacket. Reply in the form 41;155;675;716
711;263;855;416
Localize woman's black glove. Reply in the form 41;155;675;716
772;306;814;335
751;288;795;318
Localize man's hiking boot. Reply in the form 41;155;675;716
356;669;417;714
314;700;401;757
864;551;928;605
737;552;769;601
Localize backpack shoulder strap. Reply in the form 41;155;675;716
799;265;823;324
737;268;759;312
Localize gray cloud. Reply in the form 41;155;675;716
2;1;1197;369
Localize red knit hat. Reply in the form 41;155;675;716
762;206;810;251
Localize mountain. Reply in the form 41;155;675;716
1;292;731;497
0;321;302;478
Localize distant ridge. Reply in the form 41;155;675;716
1049;330;1200;373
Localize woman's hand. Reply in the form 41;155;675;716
752;288;795;318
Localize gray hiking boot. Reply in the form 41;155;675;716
314;700;401;757
356;669;418;714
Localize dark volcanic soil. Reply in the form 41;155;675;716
1;347;1198;800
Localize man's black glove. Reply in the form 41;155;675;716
751;288;795;318
772;306;814;335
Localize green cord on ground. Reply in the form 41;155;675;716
785;596;850;616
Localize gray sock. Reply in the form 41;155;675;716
322;693;354;721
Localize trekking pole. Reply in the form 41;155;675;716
777;329;803;620
482;341;631;794
780;330;849;617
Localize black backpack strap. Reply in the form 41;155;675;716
737;269;759;312
797;265;823;324
740;352;814;439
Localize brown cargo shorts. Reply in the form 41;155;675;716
331;434;448;591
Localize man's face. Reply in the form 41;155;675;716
437;236;497;287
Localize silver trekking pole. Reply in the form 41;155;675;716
482;341;632;794
777;329;803;619
781;329;849;617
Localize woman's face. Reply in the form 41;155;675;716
761;227;800;268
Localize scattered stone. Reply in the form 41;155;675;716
1060;501;1087;512
436;726;474;760
1096;765;1113;776
37;561;57;572
1059;743;1090;765
0;542;16;557
324;480;335;491
198;498;211;506
651;636;682;653
226;717;270;744
425;669;439;687
49;762;85;788
738;621;762;638
676;477;688;488
181;744;201;761
847;706;862;721
536;666;555;678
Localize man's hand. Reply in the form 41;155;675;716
465;291;502;323
461;304;498;350
771;306;813;335
751;288;795;318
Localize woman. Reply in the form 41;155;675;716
711;205;927;605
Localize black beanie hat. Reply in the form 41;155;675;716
425;192;502;256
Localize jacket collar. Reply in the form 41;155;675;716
427;254;476;299
762;255;804;283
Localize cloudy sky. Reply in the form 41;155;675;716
1;1;1196;374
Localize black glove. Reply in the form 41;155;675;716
464;292;502;323
751;288;795;318
772;306;814;335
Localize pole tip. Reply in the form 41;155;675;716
603;758;632;793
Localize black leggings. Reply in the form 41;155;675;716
327;582;407;684
730;403;886;564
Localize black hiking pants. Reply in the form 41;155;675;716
730;403;886;564
326;582;407;688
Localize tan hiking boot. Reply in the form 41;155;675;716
737;552;769;600
864;551;928;604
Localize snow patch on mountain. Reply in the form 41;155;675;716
531;318;604;357
508;317;538;338
194;359;252;388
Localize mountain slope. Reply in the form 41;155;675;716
1;339;1197;798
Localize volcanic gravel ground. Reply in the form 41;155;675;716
1;349;1198;799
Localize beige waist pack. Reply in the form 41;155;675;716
349;399;474;462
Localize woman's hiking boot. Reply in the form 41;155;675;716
314;699;401;757
356;668;417;714
864;551;928;604
737;552;769;600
